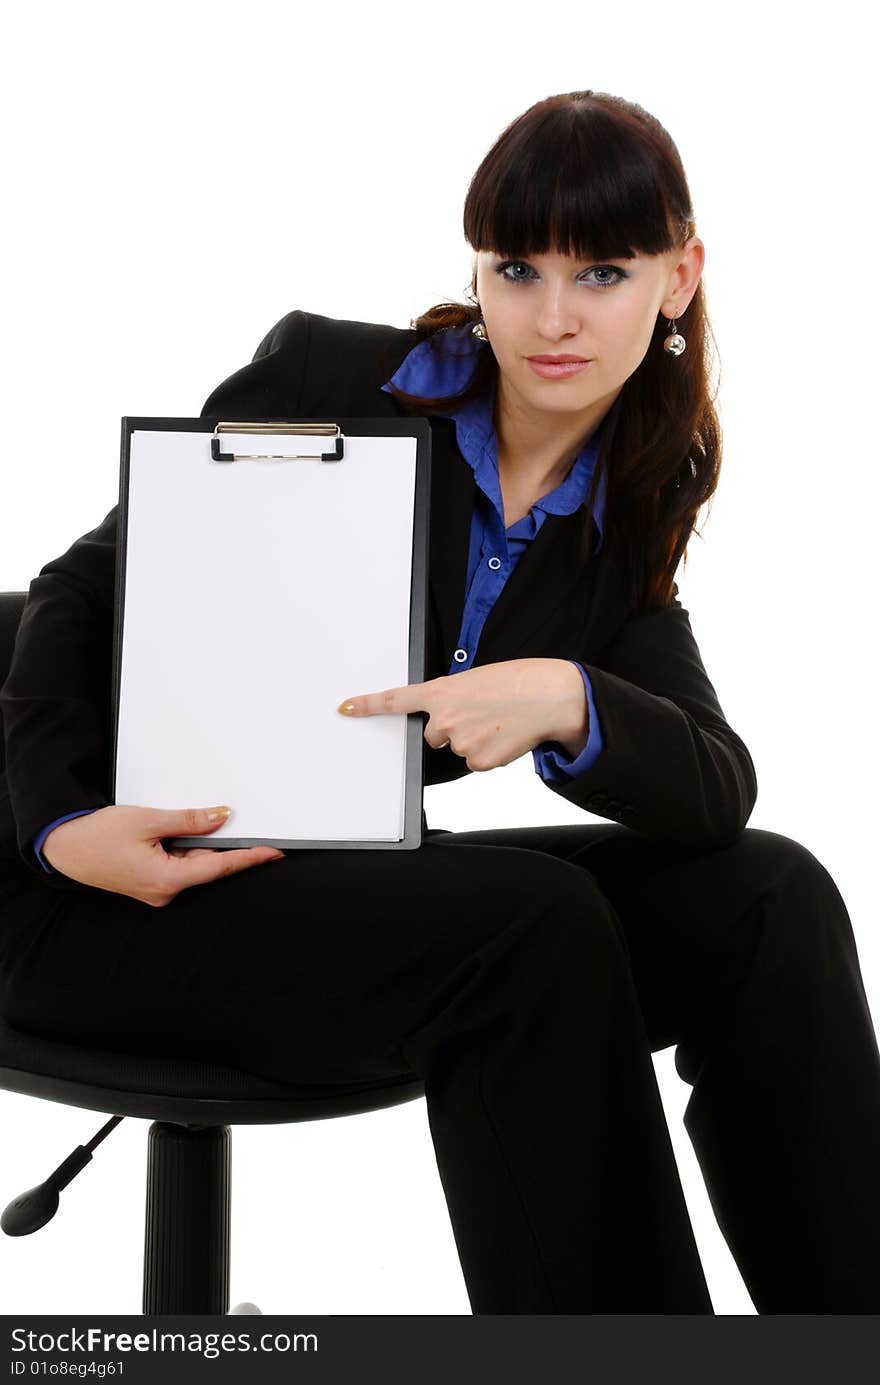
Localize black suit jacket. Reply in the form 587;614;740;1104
0;307;758;892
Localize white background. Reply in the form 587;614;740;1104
1;0;876;1318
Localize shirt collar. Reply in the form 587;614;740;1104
380;322;606;548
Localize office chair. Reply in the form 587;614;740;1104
0;589;430;1314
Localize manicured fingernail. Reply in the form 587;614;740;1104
337;701;355;714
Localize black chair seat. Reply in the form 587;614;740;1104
0;1014;425;1124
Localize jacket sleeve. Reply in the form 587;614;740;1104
0;505;119;889
538;583;758;847
0;310;312;889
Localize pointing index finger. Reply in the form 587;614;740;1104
337;684;426;717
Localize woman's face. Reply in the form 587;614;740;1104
473;238;704;422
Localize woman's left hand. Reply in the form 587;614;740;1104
336;658;581;771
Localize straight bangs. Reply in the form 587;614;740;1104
463;102;687;265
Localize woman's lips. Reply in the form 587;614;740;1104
526;358;591;379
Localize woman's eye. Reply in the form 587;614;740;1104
498;262;534;283
495;261;626;289
589;266;625;288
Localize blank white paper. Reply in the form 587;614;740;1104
114;428;419;843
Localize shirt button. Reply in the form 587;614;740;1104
453;648;468;663
487;557;502;570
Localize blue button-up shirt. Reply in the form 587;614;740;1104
32;322;607;872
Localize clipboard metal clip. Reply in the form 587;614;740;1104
211;421;345;463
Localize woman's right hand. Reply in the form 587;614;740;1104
41;804;285;906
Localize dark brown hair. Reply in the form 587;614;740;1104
384;90;722;614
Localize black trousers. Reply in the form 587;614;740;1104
1;820;878;1314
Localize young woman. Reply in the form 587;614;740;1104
2;89;879;1314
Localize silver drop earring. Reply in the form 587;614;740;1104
466;286;489;342
663;310;686;356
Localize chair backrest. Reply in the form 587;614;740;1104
0;592;28;776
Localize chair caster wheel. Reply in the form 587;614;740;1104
229;1301;262;1315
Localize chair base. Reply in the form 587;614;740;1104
143;1122;230;1315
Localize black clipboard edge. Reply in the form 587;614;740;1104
112;415;432;851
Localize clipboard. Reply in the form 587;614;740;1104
110;415;432;851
